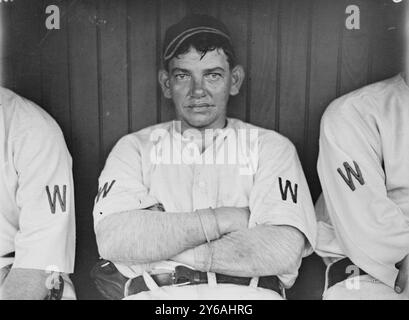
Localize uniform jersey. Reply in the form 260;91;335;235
93;118;316;288
0;87;75;274
316;74;409;288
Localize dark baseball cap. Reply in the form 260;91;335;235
163;14;233;63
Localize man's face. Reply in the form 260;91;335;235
160;47;243;131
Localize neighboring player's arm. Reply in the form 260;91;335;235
1;269;48;300
7;109;75;300
317;103;409;289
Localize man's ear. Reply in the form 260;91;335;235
158;69;172;99
229;65;245;96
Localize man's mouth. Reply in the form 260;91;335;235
186;103;214;110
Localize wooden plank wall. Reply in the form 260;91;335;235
0;0;403;299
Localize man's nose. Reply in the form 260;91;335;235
190;78;206;98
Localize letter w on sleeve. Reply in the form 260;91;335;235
317;89;409;288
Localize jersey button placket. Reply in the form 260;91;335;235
192;165;209;210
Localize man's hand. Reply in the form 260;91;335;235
171;207;251;269
395;254;409;298
214;207;250;235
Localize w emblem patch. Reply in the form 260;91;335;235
278;178;298;204
46;185;67;214
337;161;365;191
95;180;116;203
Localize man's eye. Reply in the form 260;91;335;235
175;74;190;80
205;73;222;80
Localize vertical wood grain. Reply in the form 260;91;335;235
127;0;158;132
40;0;72;147
371;0;403;82
219;0;248;121
340;0;372;95
278;0;311;158
10;0;43;104
249;0;279;130
98;0;128;161
304;0;344;201
159;0;187;123
68;0;101;299
185;0;220;16
0;1;14;88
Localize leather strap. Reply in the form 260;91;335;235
127;266;282;296
327;257;367;289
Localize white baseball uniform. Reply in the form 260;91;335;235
93;118;317;299
0;88;76;299
316;74;409;298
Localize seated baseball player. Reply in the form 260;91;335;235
315;5;409;300
0;88;76;300
92;14;316;300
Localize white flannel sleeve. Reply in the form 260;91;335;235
318;101;409;288
93;135;158;228
249;134;317;256
12;108;75;274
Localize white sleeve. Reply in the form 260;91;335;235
249;135;317;256
318;102;409;288
93;135;158;228
12;113;75;274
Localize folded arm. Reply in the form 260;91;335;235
95;207;249;264
172;224;305;277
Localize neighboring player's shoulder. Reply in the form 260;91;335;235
322;75;401;125
0;87;64;136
